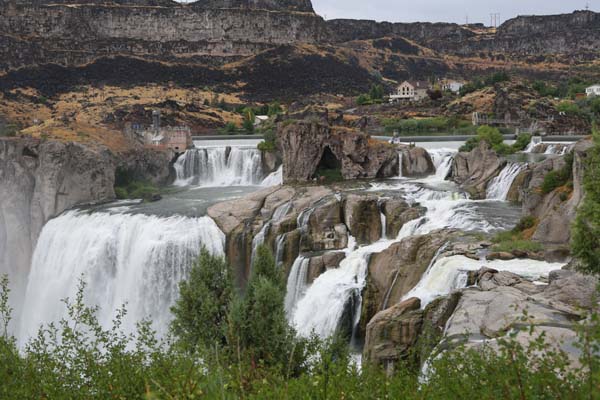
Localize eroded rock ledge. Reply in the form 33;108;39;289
276;120;433;183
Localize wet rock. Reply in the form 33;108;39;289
382;199;425;238
343;193;381;245
362;229;458;330
487;251;515;261
304;197;348;251
450;140;506;199
363;297;423;368
306;251;346;283
400;146;435;177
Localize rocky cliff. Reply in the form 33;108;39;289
0;137;173;314
0;137;115;314
0;0;324;71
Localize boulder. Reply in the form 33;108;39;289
363;297;423;368
400;146;435;177
450;140;506;199
303;197;348;251
343;193;382;245
382;198;425;238
533;270;599;311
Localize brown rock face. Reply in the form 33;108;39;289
343;194;382;245
400;146;435;177
382;199;425;238
450;140;506;199
363;297;423;368
362;229;457;331
277;121;399;183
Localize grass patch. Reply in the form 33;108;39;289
491;216;543;253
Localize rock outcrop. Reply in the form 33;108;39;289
277;121;399;182
450;140;506;199
363;263;598;369
400;146;435;177
361;229;458;332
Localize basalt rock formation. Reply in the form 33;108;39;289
277;121;400;183
450;140;506;199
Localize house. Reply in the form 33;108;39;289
586;85;600;97
442;80;465;94
389;80;430;102
254;115;269;126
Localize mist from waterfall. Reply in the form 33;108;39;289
18;211;225;345
173;147;264;187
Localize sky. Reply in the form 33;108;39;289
311;0;597;25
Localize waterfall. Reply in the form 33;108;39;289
274;233;287;267
261;166;283;187
402;255;565;308
380;210;387;240
18;210;225;344
284;256;310;318
289;182;514;339
398;152;403;178
524;136;542;153
173;147;264;187
250;201;292;267
486;163;525;201
427;149;455;182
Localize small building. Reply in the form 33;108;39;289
586;85;600;97
134;110;193;152
254;115;269;126
442;80;465;94
389;80;430;102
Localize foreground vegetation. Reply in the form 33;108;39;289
1;244;600;399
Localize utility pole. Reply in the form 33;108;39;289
490;12;501;28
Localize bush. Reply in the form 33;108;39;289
512;133;533;152
541;152;573;194
514;216;536;232
572;129;600;274
170;249;233;353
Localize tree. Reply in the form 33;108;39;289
356;94;370;106
368;84;384;101
170;249;233;352
572;129;600;274
227;245;294;367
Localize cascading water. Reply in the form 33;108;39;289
290;181;517;339
173;147;264;187
18;210;225;344
427;149;455;182
402;255;565;307
284;257;310;318
486;163;526;201
261;166;283;187
398;152;404;178
250;202;292;266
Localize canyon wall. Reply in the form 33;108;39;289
0;0;325;70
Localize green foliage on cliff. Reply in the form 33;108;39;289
541;151;574;194
572;130;600;274
459;71;510;96
114;167;160;201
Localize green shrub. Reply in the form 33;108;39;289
572;129;600;274
512;133;533;152
514;216;536;232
